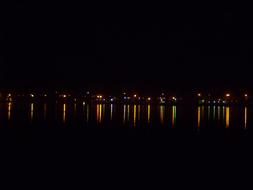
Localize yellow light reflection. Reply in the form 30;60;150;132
8;102;12;120
244;107;247;129
30;103;34;121
123;105;126;124
127;105;130;122
160;105;165;125
226;107;230;128
96;104;102;123
133;105;137;127
110;104;113;120
100;104;102;123
172;106;176;128
197;106;201;128
147;105;151;124
63;103;66;123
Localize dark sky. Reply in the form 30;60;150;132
1;2;252;91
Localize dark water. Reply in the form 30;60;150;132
0;101;252;143
1;101;253;186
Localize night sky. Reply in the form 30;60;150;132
2;2;252;91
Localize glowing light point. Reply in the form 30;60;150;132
197;93;201;97
133;94;137;98
147;97;151;101
30;94;34;98
226;93;230;97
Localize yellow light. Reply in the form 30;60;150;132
63;103;66;123
147;97;151;101
8;102;12;120
226;107;230;128
147;105;150;124
197;106;201;128
133;105;137;127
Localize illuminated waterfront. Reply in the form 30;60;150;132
0;100;250;130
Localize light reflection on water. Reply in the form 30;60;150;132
197;106;201;128
147;105;151;124
226;107;230;128
133;105;137;126
30;103;34;122
0;102;251;129
160;105;165;125
8;102;12;121
172;106;176;128
63;103;66;123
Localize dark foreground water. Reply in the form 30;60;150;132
1;101;253;185
1;101;252;147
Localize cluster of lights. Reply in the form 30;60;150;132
197;92;249;105
1;91;250;104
